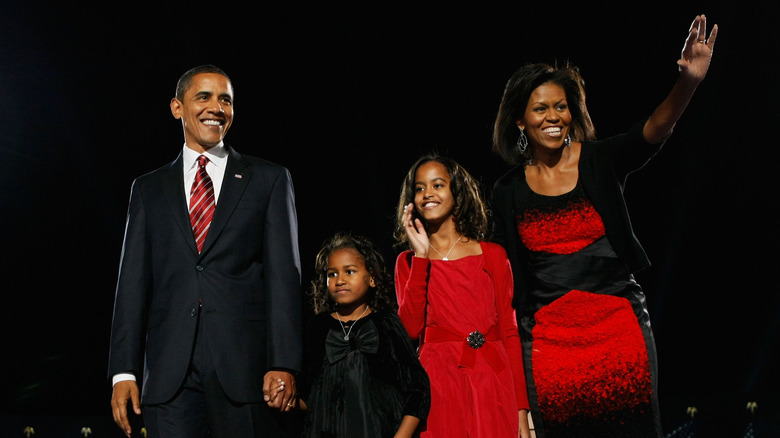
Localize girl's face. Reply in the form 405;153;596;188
326;248;374;310
413;161;454;226
516;82;572;150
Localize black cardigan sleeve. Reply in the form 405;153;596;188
578;118;662;273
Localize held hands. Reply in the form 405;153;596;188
403;203;429;257
678;14;718;83
263;370;297;412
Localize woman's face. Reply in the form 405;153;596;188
516;82;572;150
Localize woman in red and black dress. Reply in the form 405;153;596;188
490;15;717;438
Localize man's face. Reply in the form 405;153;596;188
170;73;234;152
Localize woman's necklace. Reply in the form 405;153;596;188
335;305;370;341
429;234;462;261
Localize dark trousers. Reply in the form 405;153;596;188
143;310;288;438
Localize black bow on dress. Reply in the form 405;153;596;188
325;319;379;364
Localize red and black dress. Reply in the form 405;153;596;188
515;180;660;436
491;120;665;437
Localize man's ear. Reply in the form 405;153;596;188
170;98;182;119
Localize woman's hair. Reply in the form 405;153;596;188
393;153;489;249
492;61;596;165
309;232;397;315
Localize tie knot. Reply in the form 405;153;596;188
197;155;209;168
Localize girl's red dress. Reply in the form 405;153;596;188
395;241;529;437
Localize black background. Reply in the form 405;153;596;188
2;2;778;436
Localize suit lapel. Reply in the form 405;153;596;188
199;145;252;254
161;152;200;253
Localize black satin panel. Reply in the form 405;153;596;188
522;236;644;316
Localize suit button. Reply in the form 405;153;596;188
195;265;204;271
191;309;197;317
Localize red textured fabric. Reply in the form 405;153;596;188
518;198;605;254
189;155;215;253
395;243;528;437
531;290;652;423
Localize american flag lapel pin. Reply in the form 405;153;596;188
234;174;243;179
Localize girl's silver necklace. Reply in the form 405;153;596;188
336;305;370;341
429;234;462;261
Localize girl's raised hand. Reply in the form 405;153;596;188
403;203;429;257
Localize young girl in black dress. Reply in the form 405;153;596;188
297;232;431;437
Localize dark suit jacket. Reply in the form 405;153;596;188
108;144;302;405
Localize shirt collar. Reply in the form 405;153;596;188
183;143;228;171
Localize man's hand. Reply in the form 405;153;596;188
111;380;141;437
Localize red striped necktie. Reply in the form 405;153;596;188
190;155;215;253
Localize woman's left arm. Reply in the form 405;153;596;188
644;14;718;144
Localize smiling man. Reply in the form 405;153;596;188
108;65;303;438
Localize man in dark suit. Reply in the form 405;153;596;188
108;64;302;438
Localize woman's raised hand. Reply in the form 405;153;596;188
678;14;718;83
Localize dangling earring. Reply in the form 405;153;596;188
564;134;571;148
516;129;528;155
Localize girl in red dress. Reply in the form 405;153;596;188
393;154;531;438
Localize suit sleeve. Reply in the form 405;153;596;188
108;178;152;380
264;168;303;372
394;251;430;340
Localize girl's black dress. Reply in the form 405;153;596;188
299;310;430;438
